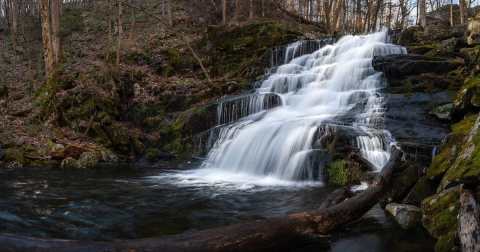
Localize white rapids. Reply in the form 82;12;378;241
190;31;406;186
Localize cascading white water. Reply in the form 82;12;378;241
201;31;406;182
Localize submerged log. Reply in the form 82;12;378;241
0;147;404;252
349;151;376;172
319;186;352;209
457;184;480;252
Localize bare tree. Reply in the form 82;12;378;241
116;1;123;67
40;0;56;82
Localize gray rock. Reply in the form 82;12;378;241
385;203;422;229
430;103;453;120
13;138;25;146
134;83;141;97
51;144;65;152
438;38;458;53
403;177;437;206
76;152;99;168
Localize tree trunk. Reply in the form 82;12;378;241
0;147;404;252
167;0;172;26
40;0;56;82
349;152;376;172
460;0;467;24
250;0;253;19
131;0;136;28
457;184;480;252
51;0;62;63
116;1;123;67
12;0;18;35
419;0;426;26
105;0;112;64
222;0;226;23
450;0;453;26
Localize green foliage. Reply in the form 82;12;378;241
164;138;181;152
327;160;349;185
176;79;197;90
147;148;158;161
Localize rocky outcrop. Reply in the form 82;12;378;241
397;25;467;47
372;54;463;80
385;203;422;229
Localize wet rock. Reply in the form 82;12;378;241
5;149;25;165
429;103;453;120
51;144;65;152
372;54;463;81
76;152;99;168
403;177;438;206
385;165;423;201
385;203;422;229
7;161;23;169
61;157;77;168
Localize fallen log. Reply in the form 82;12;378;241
319;186;352;209
0;146;404;252
457;184;480;252
349;151;376;172
64;145;97;159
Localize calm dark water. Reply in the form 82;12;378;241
0;163;435;251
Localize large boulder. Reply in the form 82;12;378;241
397;25;467;46
421;185;461;252
61;157;77;168
385;203;422;229
372;54;464;80
403;177;438;206
5;149;25;165
76;152;99;168
385;165;424;201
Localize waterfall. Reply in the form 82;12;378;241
199;31;406;181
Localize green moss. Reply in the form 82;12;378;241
427;202;460;237
403;93;412;98
196;107;207;116
147;148;158;161
101;115;112;125
5;149;25;164
421;186;460;216
435;231;457;252
164;138;182;152
327;160;349;185
427;148;453;180
2;142;15;149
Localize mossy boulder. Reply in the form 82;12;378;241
452;75;480;112
2;142;15;149
132;138;146;156
427;114;479;180
438;113;480;191
76;152;99;168
5;149;25;165
460;45;480;66
61;157;77;168
421;185;460;251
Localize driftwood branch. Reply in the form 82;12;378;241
349;151;376;172
457;184;480;252
0;147;404;252
115;1;212;85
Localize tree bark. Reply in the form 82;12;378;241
222;0;227;23
51;0;62;63
0;147;404;252
457;184;480;252
40;0;56;82
105;0;113;63
418;0;426;26
116;1;123;67
167;0;172;26
460;0;467;24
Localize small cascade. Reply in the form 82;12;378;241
432;146;438;162
198;31;406;181
216;93;282;126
